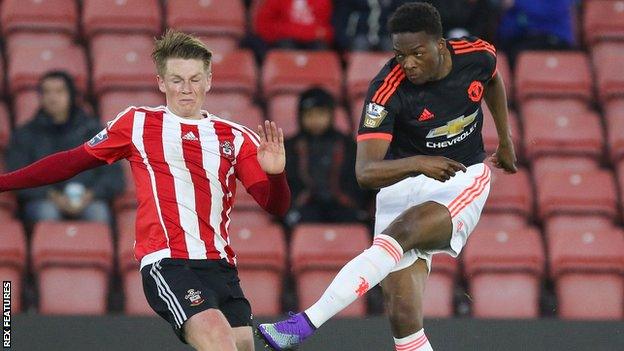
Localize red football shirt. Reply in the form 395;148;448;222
85;106;268;269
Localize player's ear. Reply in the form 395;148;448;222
157;75;166;93
437;38;445;50
206;70;212;92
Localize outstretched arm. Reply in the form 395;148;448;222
484;73;517;173
0;145;105;192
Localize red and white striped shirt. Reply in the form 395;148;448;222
85;106;268;269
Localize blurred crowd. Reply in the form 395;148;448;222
6;0;580;230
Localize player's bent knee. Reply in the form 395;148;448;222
383;202;453;251
184;309;236;350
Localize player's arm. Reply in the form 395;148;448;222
356;139;466;189
0;145;105;192
483;72;517;173
236;121;291;217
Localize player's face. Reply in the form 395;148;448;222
301;107;332;135
392;31;445;85
40;77;71;121
158;58;211;119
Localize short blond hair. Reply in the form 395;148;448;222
152;29;212;75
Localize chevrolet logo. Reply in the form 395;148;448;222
426;109;478;139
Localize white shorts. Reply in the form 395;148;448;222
374;163;491;272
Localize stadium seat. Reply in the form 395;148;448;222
199;36;239;55
463;225;544;318
476;212;529;232
515;51;592;103
521;99;603;160
82;0;161;38
7;44;88;94
31;221;113;315
267;94;352;137
204;92;261;127
0;50;4;97
0;103;11;150
535;169;618;220
235;181;262;211
484;167;533;218
207;101;263;129
496;52;513;103
262;50;342;99
291;224;371;317
346;52;393;100
5;32;73;53
117;210;153;315
229;222;286;316
351;96;366;130
617;161;624;219
521;97;589;116
0;221;26;313
604;99;624;163
229;210;272;227
0;192;17;219
203;92;253;114
545;215;624;319
91;34;156;95
592;42;624;103
13;90;39;127
423;254;458;318
166;0;245;39
1;0;78;36
98;91;164;124
584;0;624;45
211;50;257;96
480;106;521;159
532;156;600;181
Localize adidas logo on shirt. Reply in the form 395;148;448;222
182;131;198;141
418;108;435;121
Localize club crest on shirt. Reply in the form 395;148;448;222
220;140;235;160
87;129;108;147
467;80;484;102
185;289;204;307
363;102;388;128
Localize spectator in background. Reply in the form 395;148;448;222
427;0;501;40
5;71;124;224
284;88;367;228
254;0;334;50
334;0;409;52
497;0;578;67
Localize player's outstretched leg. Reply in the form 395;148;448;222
382;260;434;351
256;202;452;350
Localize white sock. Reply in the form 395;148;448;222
394;329;433;351
304;234;403;328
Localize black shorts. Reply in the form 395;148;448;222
141;258;253;343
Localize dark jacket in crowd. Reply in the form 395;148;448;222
5;108;125;202
286;128;361;209
334;0;409;51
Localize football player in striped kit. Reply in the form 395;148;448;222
0;30;290;351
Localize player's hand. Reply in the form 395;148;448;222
257;120;286;175
489;140;517;174
413;155;467;182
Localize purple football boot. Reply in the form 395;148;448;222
256;312;316;350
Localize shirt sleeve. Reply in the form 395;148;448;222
84;107;135;164
480;39;497;81
356;73;403;142
234;129;269;189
